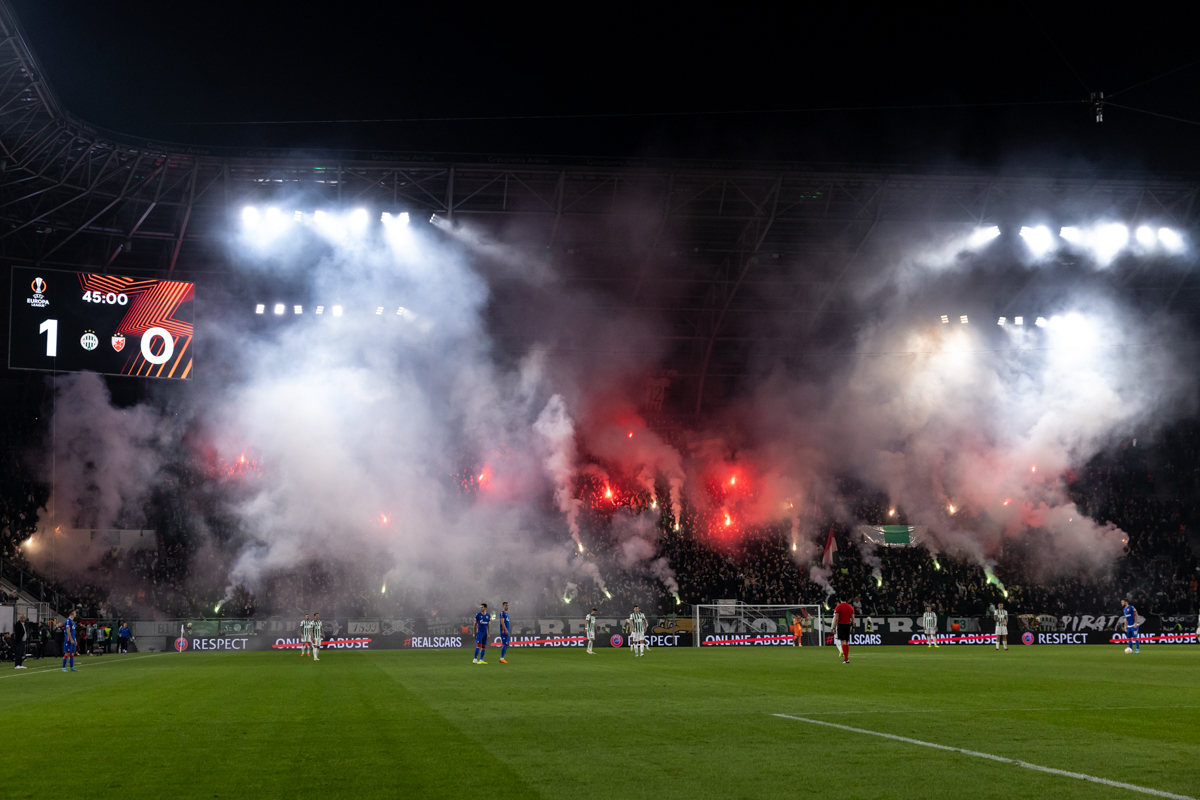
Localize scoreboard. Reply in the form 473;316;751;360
9;266;194;379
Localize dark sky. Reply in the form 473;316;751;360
10;3;1200;171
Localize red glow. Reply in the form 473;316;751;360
604;487;613;499
730;476;736;486
238;454;245;464
1031;465;1037;473
1003;499;1010;506
380;514;389;525
627;431;633;438
724;512;732;527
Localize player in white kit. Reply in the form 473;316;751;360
922;605;939;647
994;603;1009;651
310;613;322;661
585;607;597;654
628;605;648;657
300;614;311;657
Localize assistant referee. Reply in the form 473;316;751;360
833;597;855;664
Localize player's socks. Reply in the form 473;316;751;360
501;643;508;659
473;647;479;660
69;656;74;669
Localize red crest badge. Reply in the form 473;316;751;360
112;334;126;352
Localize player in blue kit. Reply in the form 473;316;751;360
1121;599;1140;654
498;601;511;664
473;603;491;664
62;609;78;672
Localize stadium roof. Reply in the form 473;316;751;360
2;3;1199;414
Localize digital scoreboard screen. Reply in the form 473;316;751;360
9;266;194;379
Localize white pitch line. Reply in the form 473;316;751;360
774;714;1196;800
0;653;166;680
799;705;1200;715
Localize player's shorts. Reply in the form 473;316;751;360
1127;626;1139;637
476;633;487;646
995;625;1007;636
64;643;77;654
500;634;509;644
586;633;594;641
836;624;851;642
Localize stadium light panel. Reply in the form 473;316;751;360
242;206;260;227
316;306;325;315
1159;227;1184;252
1059;226;1081;242
375;307;384;315
968;225;1000;247
1093;223;1129;263
294;305;303;314
332;305;343;317
1035;316;1046;327
350;208;369;232
1019;225;1055;256
940;315;949;324
960;315;969;324
274;303;285;315
1136;225;1156;246
255;304;264;314
293;210;303;221
396;307;405;315
998;317;1006;325
1014;316;1023;325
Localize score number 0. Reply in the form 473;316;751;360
39;319;175;365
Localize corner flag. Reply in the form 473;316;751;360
822;529;838;566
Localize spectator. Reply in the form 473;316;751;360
36;620;48;659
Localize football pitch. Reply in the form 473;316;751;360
6;645;1198;799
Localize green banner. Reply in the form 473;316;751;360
219;620;254;635
881;526;912;545
185;619;220;636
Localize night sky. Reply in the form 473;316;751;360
11;3;1200;171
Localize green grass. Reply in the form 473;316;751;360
7;645;1199;799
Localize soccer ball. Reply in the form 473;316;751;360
1124;647;1133;654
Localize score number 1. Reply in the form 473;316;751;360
39;318;57;357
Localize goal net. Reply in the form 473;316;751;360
692;601;825;647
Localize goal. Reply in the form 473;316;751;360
692;601;825;647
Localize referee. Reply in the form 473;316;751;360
832;597;855;664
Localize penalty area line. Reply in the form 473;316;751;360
774;714;1195;800
0;653;167;680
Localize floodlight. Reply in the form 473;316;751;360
1094;223;1129;263
274;303;285;315
968;226;1000;247
1159;227;1184;252
398;211;410;225
1059;226;1082;242
294;305;303;314
998;317;1006;325
396;307;405;315
332;305;343;317
940;315;949;324
1019;225;1055;256
1136;225;1156;246
960;315;969;324
265;207;284;225
381;212;392;224
1014;316;1023;325
316;306;325;315
375;307;384;315
255;304;264;314
293;210;303;221
1035;316;1046;327
242;206;260;226
350;208;369;231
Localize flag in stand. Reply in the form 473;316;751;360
822;529;838;567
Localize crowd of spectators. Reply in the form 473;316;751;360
4;423;1198;626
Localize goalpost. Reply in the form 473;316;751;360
692;601;825;647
